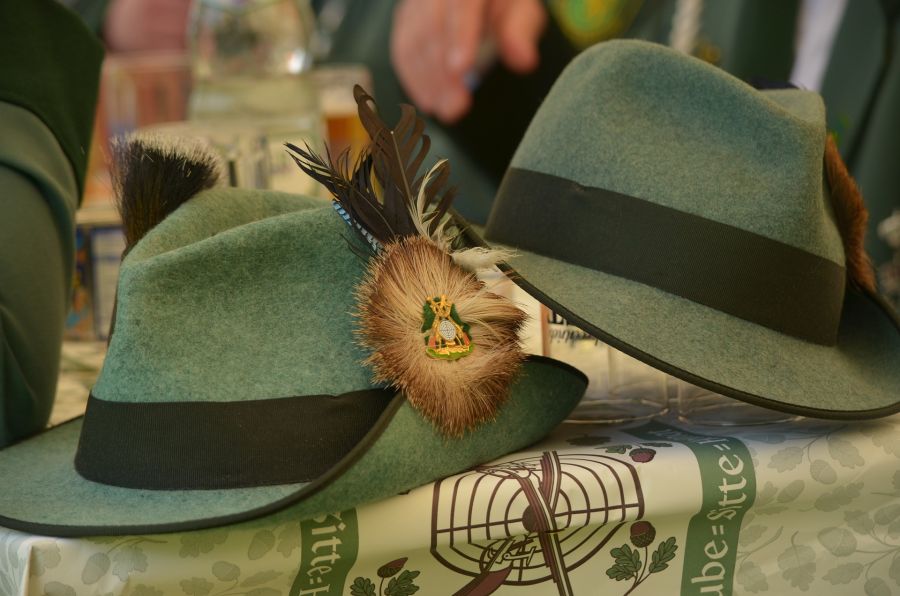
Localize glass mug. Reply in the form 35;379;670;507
670;377;803;426
311;64;373;161
541;306;669;424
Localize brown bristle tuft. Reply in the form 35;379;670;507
823;135;876;292
112;133;223;249
356;236;526;437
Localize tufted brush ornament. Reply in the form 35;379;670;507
112;133;223;250
287;86;524;436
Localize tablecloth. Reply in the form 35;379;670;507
1;344;898;596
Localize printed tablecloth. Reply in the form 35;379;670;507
2;390;899;596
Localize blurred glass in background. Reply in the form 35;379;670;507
187;0;322;194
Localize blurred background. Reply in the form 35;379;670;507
59;0;900;428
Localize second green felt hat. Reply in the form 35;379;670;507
480;39;900;419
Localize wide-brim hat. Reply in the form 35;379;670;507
0;181;586;537
475;40;899;419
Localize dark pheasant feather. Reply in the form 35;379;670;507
286;85;458;251
288;86;526;436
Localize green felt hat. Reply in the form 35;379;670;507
480;40;900;419
0;187;586;537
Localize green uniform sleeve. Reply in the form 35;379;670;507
66;0;114;35
0;105;81;447
0;0;103;447
0;0;103;198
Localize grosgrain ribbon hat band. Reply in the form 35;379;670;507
486;168;846;346
74;390;396;490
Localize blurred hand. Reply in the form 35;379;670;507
391;0;547;123
104;0;192;53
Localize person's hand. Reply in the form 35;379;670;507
391;0;547;124
103;0;192;53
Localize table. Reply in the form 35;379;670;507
1;344;898;595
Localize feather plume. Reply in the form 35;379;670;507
286;142;386;251
357;236;526;436
112;133;223;249
289;85;527;434
823;135;876;292
285;86;501;269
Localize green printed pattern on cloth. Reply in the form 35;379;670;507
291;510;359;596
628;422;756;596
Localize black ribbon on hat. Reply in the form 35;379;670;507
485;168;846;346
74;389;397;489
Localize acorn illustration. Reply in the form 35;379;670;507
629;448;656;463
377;557;407;578
630;521;656;548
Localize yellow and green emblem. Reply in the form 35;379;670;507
423;295;473;360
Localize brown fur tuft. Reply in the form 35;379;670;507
823;135;876;292
357;236;526;436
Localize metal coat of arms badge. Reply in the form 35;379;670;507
423;295;473;360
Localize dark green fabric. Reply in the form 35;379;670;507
480;40;900;418
821;0;900;266
0;0;103;196
0;0;102;447
0;104;82;449
68;0;112;34
0;168;67;448
0;188;587;535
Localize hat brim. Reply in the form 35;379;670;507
0;356;586;537
470;228;900;418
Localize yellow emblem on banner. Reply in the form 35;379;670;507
423;295;473;360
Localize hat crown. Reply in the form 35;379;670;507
509;39;844;266
93;190;372;404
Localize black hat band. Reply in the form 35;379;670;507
74;389;397;490
485;168;845;346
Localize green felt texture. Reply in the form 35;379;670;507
502;249;900;415
0;104;81;447
93;193;377;403
0;187;587;535
0;357;585;535
483;40;900;417
0;0;103;196
506;40;844;266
